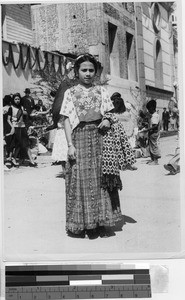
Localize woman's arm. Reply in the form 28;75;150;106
7;115;15;135
64;116;76;160
36;108;51;116
141;123;158;133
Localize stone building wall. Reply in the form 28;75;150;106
141;2;174;92
32;2;137;82
141;2;175;114
32;3;104;56
30;2;177;120
102;2;136;80
32;4;60;51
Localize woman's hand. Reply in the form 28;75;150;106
68;145;76;160
98;119;110;131
22;109;28;115
8;127;15;136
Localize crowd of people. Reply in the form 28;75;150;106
162;105;179;132
3;53;180;239
3;88;51;169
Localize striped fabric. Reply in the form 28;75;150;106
65;123;122;234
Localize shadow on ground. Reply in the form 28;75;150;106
113;215;137;232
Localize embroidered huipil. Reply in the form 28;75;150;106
60;84;114;127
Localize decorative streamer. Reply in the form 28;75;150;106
10;44;21;70
2;40;71;78
28;46;38;70
2;42;12;66
19;44;30;70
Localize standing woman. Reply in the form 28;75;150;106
60;54;122;239
3;95;15;163
8;93;37;167
145;99;161;165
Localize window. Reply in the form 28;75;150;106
154;39;163;87
151;3;161;33
126;32;137;81
108;22;120;76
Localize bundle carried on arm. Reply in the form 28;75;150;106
101;113;136;191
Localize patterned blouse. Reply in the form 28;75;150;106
60;84;114;130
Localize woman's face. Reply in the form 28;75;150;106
78;61;95;86
14;96;21;105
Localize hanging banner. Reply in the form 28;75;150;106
37;48;46;70
29;47;37;69
2;42;11;66
11;43;21;69
19;44;30;70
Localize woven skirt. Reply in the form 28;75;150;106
65;122;122;234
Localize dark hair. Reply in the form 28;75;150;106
12;93;22;108
111;93;126;114
3;95;12;106
146;99;156;111
13;93;21;101
111;92;121;100
74;53;98;76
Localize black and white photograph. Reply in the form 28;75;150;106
1;0;184;262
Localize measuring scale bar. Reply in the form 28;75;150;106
6;265;152;299
6;284;151;299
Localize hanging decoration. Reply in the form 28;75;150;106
2;42;12;66
19;44;30;70
2;40;68;77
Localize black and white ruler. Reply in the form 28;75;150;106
6;264;152;299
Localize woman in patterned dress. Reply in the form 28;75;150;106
60;54;134;239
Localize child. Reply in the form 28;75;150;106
60;54;123;239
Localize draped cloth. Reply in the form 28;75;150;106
101;114;136;191
148;131;161;160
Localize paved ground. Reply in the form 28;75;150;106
3;135;181;262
